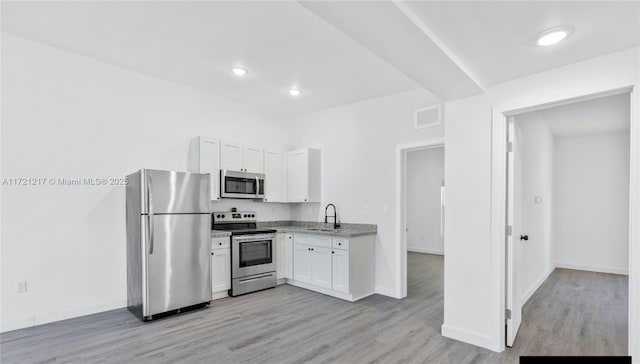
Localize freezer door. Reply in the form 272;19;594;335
145;213;211;317
144;169;210;214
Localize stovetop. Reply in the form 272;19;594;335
212;211;275;235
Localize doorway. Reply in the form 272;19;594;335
504;91;631;355
404;145;445;300
396;138;444;299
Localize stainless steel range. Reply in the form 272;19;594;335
212;211;276;296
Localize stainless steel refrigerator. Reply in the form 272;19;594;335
126;169;211;321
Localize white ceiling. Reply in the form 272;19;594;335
0;1;420;115
517;93;630;137
2;1;639;114
402;1;640;86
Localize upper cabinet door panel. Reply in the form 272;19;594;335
264;150;284;202
287;150;308;202
244;146;264;173
220;142;244;171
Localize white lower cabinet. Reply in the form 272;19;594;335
288;232;375;302
276;233;293;282
293;243;312;283
284;233;293;279
211;237;231;299
331;248;350;294
310;246;332;289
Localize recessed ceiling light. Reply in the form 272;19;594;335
232;67;248;76
289;88;301;96
536;26;573;47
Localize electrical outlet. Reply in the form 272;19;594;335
364;205;369;215
16;280;27;293
383;205;390;215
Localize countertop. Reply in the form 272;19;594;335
211;230;232;238
211;221;377;238
257;221;377;237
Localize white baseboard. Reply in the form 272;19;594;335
211;291;229;300
1;299;125;333
555;263;628;275
441;324;497;352
375;285;401;298
407;247;444;255
521;265;555;305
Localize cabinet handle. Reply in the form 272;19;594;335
219;242;222;245
338;243;342;246
211;252;214;255
332;251;335;254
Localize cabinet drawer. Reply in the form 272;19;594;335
294;233;331;248
212;237;230;250
332;237;349;250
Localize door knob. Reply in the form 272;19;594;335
520;235;529;241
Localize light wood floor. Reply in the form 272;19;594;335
0;253;627;363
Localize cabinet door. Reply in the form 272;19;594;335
332;249;349;293
243;146;264;173
264;150;283;202
189;137;220;201
211;248;231;294
293;244;312;284
276;233;286;279
220;141;244;171
287;150;308;202
311;247;332;289
285;233;293;279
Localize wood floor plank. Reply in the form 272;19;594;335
0;253;627;363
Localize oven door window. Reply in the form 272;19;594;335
239;240;272;267
225;177;257;195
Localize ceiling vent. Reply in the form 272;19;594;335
415;104;442;129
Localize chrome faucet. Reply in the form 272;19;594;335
324;203;340;229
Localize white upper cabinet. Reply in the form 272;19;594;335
188;136;221;201
220;141;244;171
220;141;264;173
287;148;321;203
243;146;264;173
264;150;287;202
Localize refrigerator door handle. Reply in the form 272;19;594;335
147;174;155;255
148;214;155;255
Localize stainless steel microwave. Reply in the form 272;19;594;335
220;170;265;199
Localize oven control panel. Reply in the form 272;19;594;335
213;211;256;223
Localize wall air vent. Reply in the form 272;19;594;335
415;104;442;129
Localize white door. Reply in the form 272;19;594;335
211;248;231;294
276;233;286;279
293;244;312;283
199;137;221;201
244;146;264;173
506;118;523;347
287;150;308;202
285;234;293;279
332;249;349;293
311;247;332;289
264;150;283;202
220;142;244;171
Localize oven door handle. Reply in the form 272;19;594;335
233;234;276;242
238;273;274;283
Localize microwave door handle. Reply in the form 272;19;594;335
256;176;260;197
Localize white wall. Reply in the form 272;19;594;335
0;33;294;332
406;147;445;255
445;47;639;351
554;132;630;274
515;114;555;305
289;89;442;297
